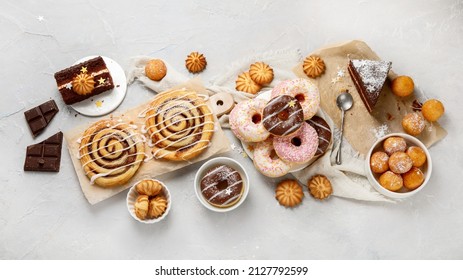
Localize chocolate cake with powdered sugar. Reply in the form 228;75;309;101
348;59;391;113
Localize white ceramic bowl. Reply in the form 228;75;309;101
194;157;250;212
365;133;432;199
126;178;171;224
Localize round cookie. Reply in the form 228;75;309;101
275;180;304;207
249;62;274;85
422;99;445;122
402;112;425;136
185;51;207;73
388;152;413;174
302;55;326;78
145;59;167;81
308;175;332;200
379;171;403;192
383;136;407;156
262;95;304;136
402;167;425;190
406;146;427;167
236;71;261;94
370;151;389;173
306;116;332;156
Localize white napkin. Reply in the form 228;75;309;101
126;50;392;202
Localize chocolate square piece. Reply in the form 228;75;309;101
54;56;114;105
348;59;391;113
24;132;63;172
24;100;59;137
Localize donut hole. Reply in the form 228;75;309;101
216;100;224;106
216;180;229;191
270;149;279;160
291;137;302;147
252;113;262;124
295;94;305;103
278;110;289;121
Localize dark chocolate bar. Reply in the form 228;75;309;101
24;132;63;172
24;100;59;137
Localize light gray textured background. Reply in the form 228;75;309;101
0;0;462;259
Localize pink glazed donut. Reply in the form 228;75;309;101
271;78;320;120
273;122;318;164
229;98;270;142
253;138;292;178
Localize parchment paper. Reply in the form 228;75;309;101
64;80;231;205
293;40;447;155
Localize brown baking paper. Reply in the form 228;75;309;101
293;40;447;155
64;79;231;205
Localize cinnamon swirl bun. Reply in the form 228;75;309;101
141;89;215;161
78;120;145;188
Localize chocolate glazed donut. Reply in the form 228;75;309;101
200;165;243;208
306;116;332;156
262;95;304;136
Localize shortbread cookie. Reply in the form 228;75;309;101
275;180;304;207
249;62;274;85
185;52;207;73
308;175;332;200
303;55;325;78
236;72;261;94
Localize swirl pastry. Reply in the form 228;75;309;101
142;89;215;161
78;119;145;188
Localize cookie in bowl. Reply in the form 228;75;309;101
127;179;171;224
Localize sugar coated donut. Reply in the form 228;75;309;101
253;138;292;178
271;78;320;120
262;95;304;136
273;123;318;164
229;98;270;142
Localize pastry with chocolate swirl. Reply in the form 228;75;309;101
141;89;215;161
78;119;145;188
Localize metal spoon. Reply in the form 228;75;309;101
335;91;354;165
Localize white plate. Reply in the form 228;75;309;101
240;90;326;173
70;56;127;117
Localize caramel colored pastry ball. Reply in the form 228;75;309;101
422;99;445;122
302;55;326;78
145;59;167;81
379;171;403;192
406;146;427;167
383;136;407;156
388;152;413;174
307;175;332;200
249;62;274;85
402;112;425;136
185;52;207;73
391;76;414;97
370;151;389;173
402;167;425;190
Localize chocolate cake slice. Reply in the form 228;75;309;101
54;56;114;105
24;131;63;172
348;59;391;113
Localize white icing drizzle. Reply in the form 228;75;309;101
206;180;243;202
221;194;242;206
140;89;214;160
201;170;239;193
77;121;146;183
